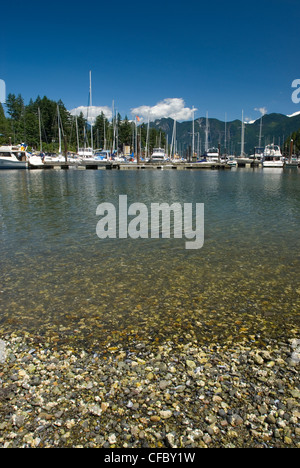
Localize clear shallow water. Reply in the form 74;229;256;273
0;168;299;349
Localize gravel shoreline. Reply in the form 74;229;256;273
0;333;299;448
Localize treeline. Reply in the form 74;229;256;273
0;94;166;154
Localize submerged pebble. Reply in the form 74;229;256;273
0;332;299;448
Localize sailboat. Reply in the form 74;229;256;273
78;71;95;160
43;106;65;162
203;111;219;161
240;110;246;158
170;118;178;161
249;114;264;162
28;108;45;167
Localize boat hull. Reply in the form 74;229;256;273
0;159;27;169
262;161;284;168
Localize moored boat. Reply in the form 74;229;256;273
0;146;28;169
94;150;111;161
262;144;284;168
205;147;219;162
78;147;95;159
150;148;167;162
227;156;237;166
285;156;299;168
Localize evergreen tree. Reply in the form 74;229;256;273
94;112;109;149
119;115;132;148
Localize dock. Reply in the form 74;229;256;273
28;157;272;171
31;161;232;171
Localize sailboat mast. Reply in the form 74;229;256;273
205;112;209;152
38;107;42;153
75;116;79;154
89;71;93;151
112;100;116;153
192;106;195;160
174;119;176;157
259;114;263;147
241;110;245;157
170;118;176;158
146;114;150;159
224;112;227;155
57;105;62;154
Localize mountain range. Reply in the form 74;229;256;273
150;112;300;156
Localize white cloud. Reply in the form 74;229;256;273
254;107;267;116
131;98;197;122
69;106;112;124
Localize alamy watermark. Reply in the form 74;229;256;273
0;79;6;103
96;195;204;250
291;79;300;104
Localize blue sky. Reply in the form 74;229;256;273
1;0;300;123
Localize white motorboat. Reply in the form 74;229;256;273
0;146;27;169
78;147;95;159
44;154;65;162
227;156;237;166
28;154;44;167
150;148;167;162
262;144;284;167
205;147;219;162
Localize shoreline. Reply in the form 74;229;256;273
0;333;299;448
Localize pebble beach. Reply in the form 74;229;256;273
0;332;299;448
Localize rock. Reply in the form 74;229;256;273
108;434;117;445
159;380;170;390
166;433;177;448
101;402;109;412
203;434;212;444
290;390;300;399
186;360;196;369
174;385;186;393
266;414;276;425
253;354;264;365
150;415;161;422
12;414;25;428
258;405;268;416
160;410;173;419
206;414;217;425
89;405;102;416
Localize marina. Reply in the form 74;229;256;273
0;146;298;171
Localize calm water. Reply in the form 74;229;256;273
0;168;299;350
